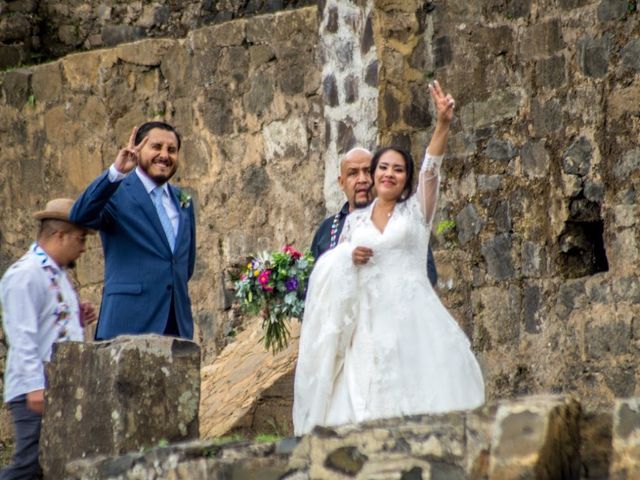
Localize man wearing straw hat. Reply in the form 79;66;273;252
0;198;96;480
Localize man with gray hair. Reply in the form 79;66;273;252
311;148;437;285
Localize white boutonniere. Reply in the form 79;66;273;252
179;191;192;209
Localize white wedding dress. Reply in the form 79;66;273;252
293;152;485;436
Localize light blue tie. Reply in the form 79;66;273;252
151;187;175;251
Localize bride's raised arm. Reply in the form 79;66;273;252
416;80;454;226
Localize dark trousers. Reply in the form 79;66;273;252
0;396;42;480
163;295;180;337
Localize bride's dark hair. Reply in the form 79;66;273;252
370;146;415;203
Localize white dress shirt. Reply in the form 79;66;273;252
108;164;179;234
0;243;84;402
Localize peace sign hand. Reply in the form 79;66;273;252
429;80;455;125
114;127;148;174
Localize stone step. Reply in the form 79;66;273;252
65;393;640;479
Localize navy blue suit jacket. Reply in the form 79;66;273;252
70;170;196;340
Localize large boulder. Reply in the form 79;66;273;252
200;316;300;438
40;335;200;479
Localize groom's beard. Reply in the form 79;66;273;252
354;187;375;209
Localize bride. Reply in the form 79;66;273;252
293;81;485;435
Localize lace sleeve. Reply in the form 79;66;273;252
415;151;443;227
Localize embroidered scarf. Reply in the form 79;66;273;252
31;243;72;341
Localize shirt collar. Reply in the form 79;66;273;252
135;167;167;196
30;242;62;273
339;201;350;217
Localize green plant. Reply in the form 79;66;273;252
254;433;281;443
628;0;637;14
210;434;246;445
26;95;35;107
435;219;456;236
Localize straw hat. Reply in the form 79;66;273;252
33;198;76;222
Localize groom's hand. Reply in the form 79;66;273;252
114;127;148;174
352;246;374;265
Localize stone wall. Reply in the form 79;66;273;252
0;0;314;69
319;0;379;212
363;0;640;409
64;395;640;479
1;0;640;465
0;6;323;365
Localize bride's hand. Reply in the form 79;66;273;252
352;246;374;265
429;80;455;125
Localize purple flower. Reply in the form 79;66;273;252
285;277;299;292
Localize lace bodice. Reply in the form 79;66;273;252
339;150;442;282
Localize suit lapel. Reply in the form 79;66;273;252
124;174;172;251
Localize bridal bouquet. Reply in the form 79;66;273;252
234;244;314;353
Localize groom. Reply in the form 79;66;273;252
311;147;437;286
70;121;196;340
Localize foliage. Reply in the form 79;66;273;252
234;245;314;354
254;433;282;443
435;219;456;236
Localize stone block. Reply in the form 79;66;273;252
402;82;432;128
322;73;338;107
101;24;147;47
471;25;514;57
583;180;604;203
490;395;581;479
200;317;300;438
520;140;549;178
460;89;523;130
535;54;566;89
244;71;275;114
611;398;640;479
65;440;289;480
114;38;174;67
519;20;564;61
562;136;592;176
484;138;516;162
434;35;453;68
577;35;610;78
364;59;378;86
263;115;308;161
495;201;511;233
614;205;636;228
521;241;547;277
0;68;30;108
481;234;515;281
456;203;483;245
531;98;562;137
523;284;541;333
30;61;62;104
613;148;640;179
40;335;200;479
584;317;631;359
621;39;640;73
597;0;629;21
0;13;31;42
0;43;28;70
477;174;502;192
343;74;358;104
580;411;613;479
